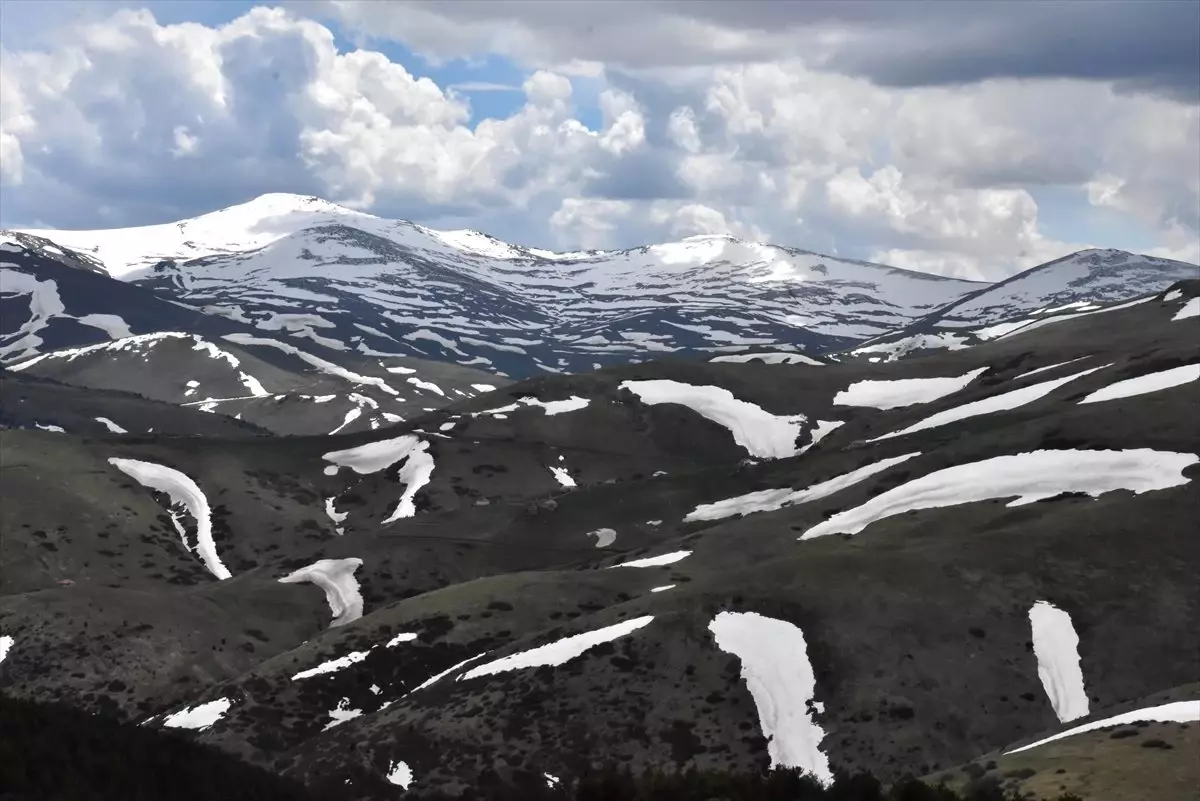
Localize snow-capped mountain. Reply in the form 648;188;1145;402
847;250;1199;361
10;193;989;377
11;193;1196;380
3;280;1198;799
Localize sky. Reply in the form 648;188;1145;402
0;0;1197;280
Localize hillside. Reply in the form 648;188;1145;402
2;277;1197;799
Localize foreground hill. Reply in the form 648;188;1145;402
1;282;1196;798
10;193;1192;380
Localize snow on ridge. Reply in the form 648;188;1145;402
109;458;230;579
458;616;655;682
708;611;832;784
686;453;921;522
833;367;988;410
1079;363;1200;405
7;331;191;371
222;333;398;395
1004;700;1200;755
609;550;692;568
1029;601;1090;723
800;448;1199;540
477;395;591;417
278;558;364;627
711;352;825;366
161;698;232;731
869;365;1108;441
619;379;806;459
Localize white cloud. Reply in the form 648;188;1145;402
0;3;1195;279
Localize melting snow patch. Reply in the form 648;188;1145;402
620;379;806;459
479;395;590;417
407;376;445;396
1005;700;1200;755
1172;297;1199;321
380;440;435;523
293;649;372;680
386;760;414;789
833;367;988;410
387;632;418;647
610;550;691;568
329;407;362;434
278;558;364;627
1013;357;1090;381
586;528;617;547
109;458;230;579
35;423;65;433
95;417;128;434
686;453;921;522
711;352;824;365
1029;601;1090;723
800;420;844;453
708;611;832;784
870;365;1108;441
800;449;1198;540
323;434;424;474
459;616;654;681
162;698;232;731
1079;364;1200;405
323;698;363;730
325;497;348;534
549;465;576;488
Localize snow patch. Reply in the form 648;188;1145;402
708;611;831;784
1079;364;1200;404
586;528;617;547
459;617;654;681
620;379;806;459
1029;601;1090;723
1005;700;1200;755
549;465;576;488
386;760;414;789
95;417;128;434
323;697;363;730
833;367;988;410
686;453;921;522
162;698;232;731
800;449;1198;540
109;458;229;579
610;550;691;568
278;558;364;627
1172;297;1199;321
0;635;13;664
293;649;372;680
870;365;1107;441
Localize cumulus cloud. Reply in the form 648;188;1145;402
0;2;1196;279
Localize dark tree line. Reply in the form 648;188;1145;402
2;694;1079;801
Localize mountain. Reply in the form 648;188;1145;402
1;242;508;434
9;194;987;377
10;194;1195;380
847;250;1199;362
2;278;1197;799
